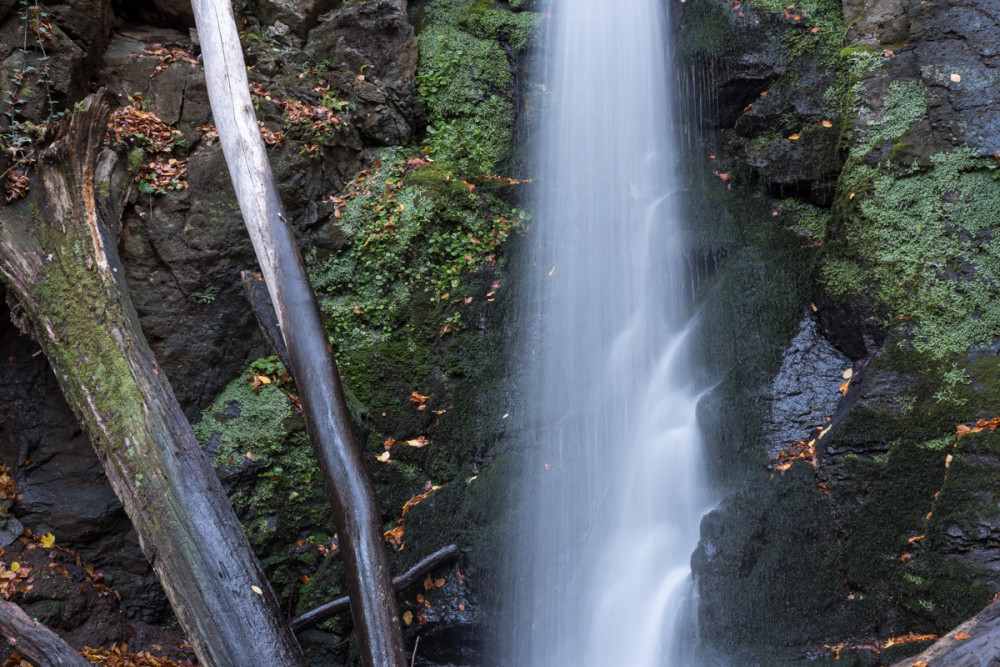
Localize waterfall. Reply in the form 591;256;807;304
509;0;708;664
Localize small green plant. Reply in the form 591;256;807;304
189;285;220;303
250;355;288;378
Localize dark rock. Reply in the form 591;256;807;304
112;0;196;28
843;0;910;43
764;315;851;455
0;514;21;547
0;291;167;621
118;147;268;420
250;0;342;38
910;0;1000;154
304;0;418;146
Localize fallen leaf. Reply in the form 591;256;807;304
821;120;833;128
406;436;430;448
251;585;263;595
954;632;971;640
843;368;854;380
424;574;433;590
435;578;446;588
908;534;925;544
788;133;800;141
403;610;413;625
950;73;962;83
39;532;55;548
384;525;404;548
376;451;391;462
945;453;953;468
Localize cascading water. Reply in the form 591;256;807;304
510;0;708;664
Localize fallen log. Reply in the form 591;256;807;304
0;92;306;667
892;601;1000;666
291;544;460;631
190;1;406;664
0;599;88;666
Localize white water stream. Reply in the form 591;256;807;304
512;1;707;664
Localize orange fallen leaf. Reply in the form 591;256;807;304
821;120;833;128
424;574;433;591
945;453;953;468
435;578;446;588
954;632;971;640
406;436;430;448
908;534;925;544
789;133;800;141
384;525;404;548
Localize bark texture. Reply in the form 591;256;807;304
0;599;88;666
190;1;406;665
0;92;306;667
892;602;1000;667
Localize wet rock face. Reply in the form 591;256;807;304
910;0;1000;154
764;315;851;456
304;0;418;146
682;0;1000;658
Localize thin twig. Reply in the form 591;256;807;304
409;636;420;667
290;544;459;632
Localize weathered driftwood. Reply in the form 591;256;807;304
190;1;406;664
292;544;460;631
0;599;88;666
892;601;1000;667
0;92;306;667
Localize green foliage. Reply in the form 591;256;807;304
414;0;541;172
189;286;220;304
822;148;1000;359
250;355;288;377
850;80;926;159
309;152;526;349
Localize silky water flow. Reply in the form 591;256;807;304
510;1;708;665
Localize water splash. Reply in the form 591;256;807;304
510;0;708;664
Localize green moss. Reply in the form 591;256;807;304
822;148;1000;359
127;147;143;171
850;80;926;159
